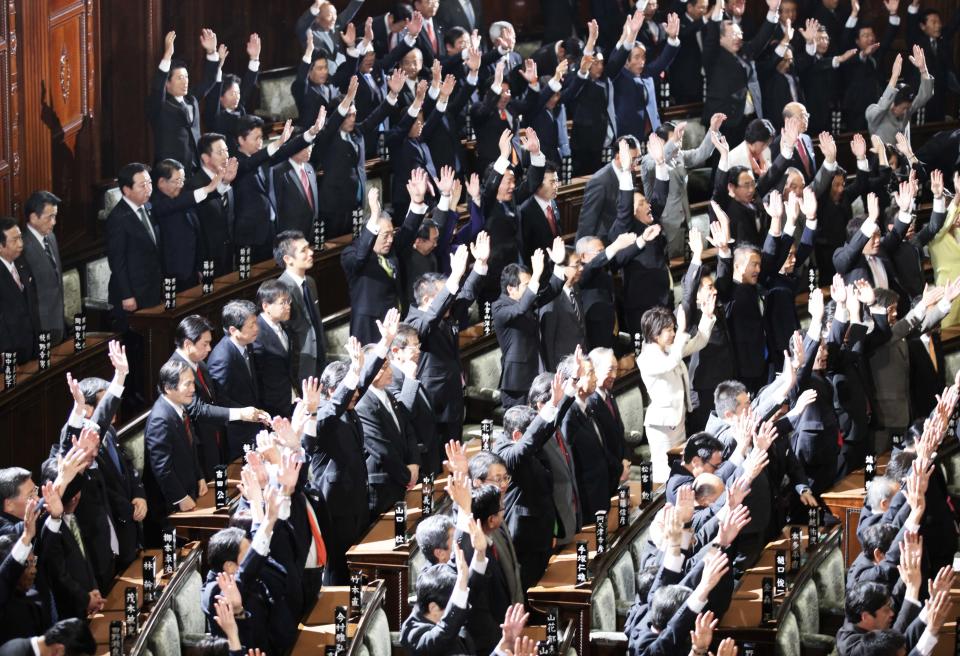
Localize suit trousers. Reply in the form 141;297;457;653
573;147;604;178
645;422;686;484
686;387;716;434
501;389;528;410
319;510;367;586
368;481;406;524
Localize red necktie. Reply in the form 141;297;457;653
195;366;209;397
183;413;194;446
545;203;558;236
299;166;315;210
796;142;812;178
605;395;617;421
426;21;438;54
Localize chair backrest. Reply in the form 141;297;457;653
62;268;82;321
325;320;351;362
616;386;645;446
590;577;617;632
171;569;206;640
813;545;845;612
84;257;112;310
99;187;121;222
465;348;502;399
608;551;637;607
940;449;960;496
120;426;147;476
360;607;391;656
408;547;429;596
790;580;821;636
775;611;801;656
146;608;182;656
257;74;298;121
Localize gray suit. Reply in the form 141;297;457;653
576;162;622;244
641;130;716;257
277;270;327;385
21;226;64;343
541;433;581;545
866;76;935;145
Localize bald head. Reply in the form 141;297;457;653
693;472;725;507
782;102;809;133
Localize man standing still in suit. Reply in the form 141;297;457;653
142;359;208;546
207;300;267;459
251;280;298;419
576;136;641;244
0;218;38;364
20;191;64;345
147;30;220;172
275;230;327;384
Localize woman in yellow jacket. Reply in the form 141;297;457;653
928;172;960;327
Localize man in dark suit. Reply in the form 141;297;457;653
20;192;64;345
569;30;627;176
356;342;421;520
152;159;230;291
832;199;907;292
840;7;900;131
105;163;162;332
276;230;327;384
422;58;480;181
575;231;638;349
302;310;396;585
906;5;960;123
142;359;207;546
702;0;779;145
203;33;261;152
589;347;630;487
386;79;440;219
519;161;562;265
671;0;709;104
291;41;340;129
492;243;565;409
271;137;319;238
469;60;533;175
295;0;365;74
0;218;39;363
341;181;425;345
189;133;235;277
576;136;640;244
147;29;219;172
207;300;265;460
0;619;95;656
399;556;477;656
232;113;323;263
538;250;585;372
313;74;405;237
251;280;298;419
437;0;483;33
389;323;443;477
405;233;488;445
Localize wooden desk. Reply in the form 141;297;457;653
165;460;243;541
820;455;889;568
291;581;386;655
0;332;116;471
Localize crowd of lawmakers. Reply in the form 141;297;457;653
3;0;960;654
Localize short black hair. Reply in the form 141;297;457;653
78;377;110;407
649;585;692;631
413;272;446;307
415;514;454;565
0;467;32;507
158;359;191;395
655;121;676;142
414;563;457;613
744;118;774;145
500;263;531;294
166;60;189;80
199;133;228;158
858;630;906;656
207;527;247;573
468;451;506;483
44;618;97;656
274;229;308;267
635;565;660;601
728;165;752;190
527;372;554;407
682;432;724;465
0;216;18;246
861;523;898;557
640;306;676;344
893;83;915;106
221;73;241;94
117;163;150;193
443;26;468;47
416;219;439;242
885;449;916;484
845;581;891;623
903;418;924;448
320;360;349;396
713;380;748;417
471;484;502;524
236;115;265;142
24;190;61;222
919;9;941;25
153;158;185;183
222;299;257;332
175;314;215;349
256;279;290;309
503;405;537;438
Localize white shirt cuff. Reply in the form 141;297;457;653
687;594;708;613
552;264;566;280
547;79;561;93
914;629;938;656
897;211;912;224
436;99;449;113
67;409;85;429
373;342;389;361
845;16;858;28
251;523;273;555
766;11;779;23
655;163;669;181
473;262;488;275
193;188;209;203
666;36;680;47
806;43;816;56
365;216;381;233
823;159;837;171
889;15;901;26
407;104;421;118
908;3;919;13
530;152;546;167
860;220;877;238
539;402;559;423
428;85;440;100
248;60;260;72
493;156;510;174
775;44;787;58
470;552;489;575
934;197;945;213
216;69;223;83
438;195;451;212
302;53;313;64
663;551;684;572
159;59;171;73
267;141;280;157
409;201;428;215
857;158;870;172
403;34;417;47
228;408;242;422
445;277;460;295
466;71;479;86
342;370;360;390
11;537;32;564
937;297;952;314
449;584;469;608
577;69;589;79
206;52;219;62
44;517;61;532
303;420;317;437
303;130;316;143
617;171;634;191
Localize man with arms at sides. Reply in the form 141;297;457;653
405;231;488;445
204;33;262;151
0;618;96;656
142;359;207;546
275;230;327;383
169;314;266;478
589;347;631;492
341;174;428;345
20;191;64;345
207;300;270;460
271;130;319;238
301;309;400;584
151;159;235;292
147;29;220;172
493;239;566;409
0;216;39;363
189;133;237;277
251;280;298;419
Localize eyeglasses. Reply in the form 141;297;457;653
272;298;292;306
486;475;512;486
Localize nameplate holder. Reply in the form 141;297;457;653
142;555;156;604
73;314;87;352
162;528;177;574
37;332;51;370
761;577;774;625
575;541;589;585
201;260;215;294
775;550;787;596
334;605;348;655
421;474;434;517
864;454;876;490
214;465;228;509
163;278;177;309
595;510;608;555
639;462;652;505
394;502;407;547
790;527;802;573
349;570;364;618
618;484;629;528
2;352;15;389
480;419;493;451
109;620;123;656
124;586;138;636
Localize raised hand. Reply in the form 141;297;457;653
445;467;471;509
819;132;837;163
212;597;242;650
850;133;867;161
163;30;176;59
377;307;401;345
893;179;913;212
726;476;751;510
931;169;944;198
42;481;63;519
709;113;727;134
466;172;481;202
347;335;363;375
716;637;739;656
387;68;405;95
444;441;469;477
499;603;529;647
470;231;490;265
801;187;817;219
799;17;819;43
711;131;729;158
531;248;545;282
520;59;538;86
548;235;566;265
407;167;429;204
467;516;488;557
664;12;680;39
407;10;424;38
498;128;513;160
21;497;40;545
688;228;704;262
280;119;294;144
889;53;903;86
200;28;218;55
450;244;470;282
520;127;541;154
763;189;784;226
217;43;229;67
246;33;261;60
647;132;665;165
216;571;243;611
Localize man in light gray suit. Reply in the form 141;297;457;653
274;229;327;386
640;116;721;258
21;191;65;344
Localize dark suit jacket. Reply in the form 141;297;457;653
355;386;420;515
187;167;233;276
710;151;791;246
671;12;706;103
43;514;99;619
250;315;297;419
150;187;203;290
832;220;905;292
143;396;203;515
492;272;564;393
579;250;622;350
105;200;163;313
538;287;585;372
715;251;774;381
146;58;219;170
519;170;560;263
291;62;339;128
575;162;621;244
204;65;259;150
562;401;621;518
207;336;261;458
702;17;777;125
590;389;627;468
387;365;442;476
272;160;319;237
169;351;231;477
436;0;483;32
20;229;63;342
840;18;898;129
0;258;39;362
399;602;473;656
277;270;327;384
681;259;736;393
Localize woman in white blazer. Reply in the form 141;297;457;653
638;300;715;483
